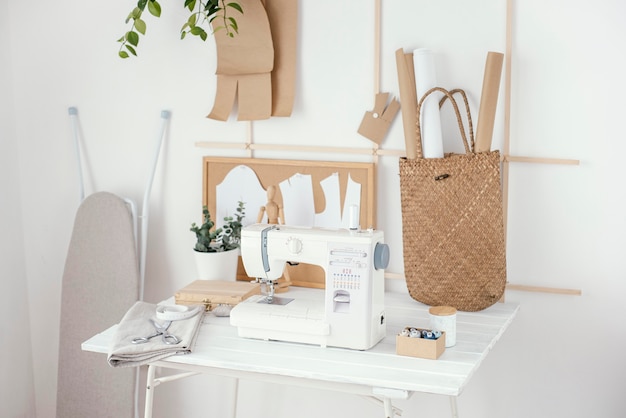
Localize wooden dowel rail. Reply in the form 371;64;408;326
196;141;580;167
384;272;582;296
505;283;582;296
195;141;406;157
504;155;580;165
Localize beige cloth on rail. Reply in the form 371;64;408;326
207;0;298;121
108;301;204;368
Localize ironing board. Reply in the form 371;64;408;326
57;192;140;417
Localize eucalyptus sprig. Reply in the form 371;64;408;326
190;201;246;252
118;0;243;59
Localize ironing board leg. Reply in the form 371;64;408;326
144;365;157;418
449;396;459;418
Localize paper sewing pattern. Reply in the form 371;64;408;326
278;173;364;229
279;174;316;227
216;165;266;228
215;165;366;230
314;173;342;228
357;92;400;145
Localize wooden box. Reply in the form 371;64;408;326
396;328;446;360
175;280;261;312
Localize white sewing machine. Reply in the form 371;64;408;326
229;224;389;350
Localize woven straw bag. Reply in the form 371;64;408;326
399;87;506;311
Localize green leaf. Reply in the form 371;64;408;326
200;30;208;41
119;50;130;59
132;7;142;18
125;44;137;56
205;1;219;14
188;13;197;27
228;17;238;32
137;0;148;11
126;31;139;47
184;0;196;12
147;0;161;17
190;26;204;36
227;2;243;14
181;31;187;40
117;36;125;43
134;18;146;35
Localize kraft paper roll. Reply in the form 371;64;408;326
413;48;444;158
475;51;504;152
395;49;418;159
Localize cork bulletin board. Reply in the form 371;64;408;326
202;157;377;288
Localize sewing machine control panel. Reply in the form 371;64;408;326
328;244;369;291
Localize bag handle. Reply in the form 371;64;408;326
440;88;475;151
415;87;475;159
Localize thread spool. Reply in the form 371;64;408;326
348;204;359;230
429;306;457;347
408;328;420;338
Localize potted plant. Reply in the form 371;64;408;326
190;201;245;280
118;0;243;58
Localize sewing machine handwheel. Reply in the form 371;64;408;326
374;243;390;270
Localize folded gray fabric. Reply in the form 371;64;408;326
108;301;204;368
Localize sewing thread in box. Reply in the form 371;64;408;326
396;327;446;360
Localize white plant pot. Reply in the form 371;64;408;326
194;249;240;281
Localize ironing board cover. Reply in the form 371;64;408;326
56;192;139;417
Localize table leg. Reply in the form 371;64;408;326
449;396;459;418
144;365;157;418
383;397;394;418
231;378;239;418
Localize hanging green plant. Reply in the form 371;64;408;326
118;0;243;59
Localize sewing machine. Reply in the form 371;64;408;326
229;224;389;350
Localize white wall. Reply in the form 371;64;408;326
1;1;36;417
4;0;626;417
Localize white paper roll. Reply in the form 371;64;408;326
413;49;444;158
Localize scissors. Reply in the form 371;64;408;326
131;319;181;345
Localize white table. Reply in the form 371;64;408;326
82;290;518;418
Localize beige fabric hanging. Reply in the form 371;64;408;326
207;0;298;121
265;0;298;117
